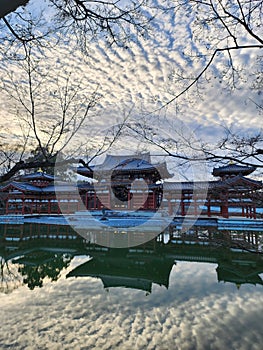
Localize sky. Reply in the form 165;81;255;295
0;0;262;179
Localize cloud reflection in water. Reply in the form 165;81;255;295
0;259;263;350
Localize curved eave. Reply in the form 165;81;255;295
18;172;55;182
213;176;262;190
77;162;173;180
212;165;257;177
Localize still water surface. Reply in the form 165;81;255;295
0;223;263;350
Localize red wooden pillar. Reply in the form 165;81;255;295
90;193;93;209
220;192;229;218
221;204;229;218
151;191;155;209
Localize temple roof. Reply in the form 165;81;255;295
215;175;262;190
98;153;151;170
17;170;54;182
0;169;76;193
164;176;262;193
212;164;257;177
0;181;77;194
77;153;173;179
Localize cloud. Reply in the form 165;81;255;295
0;4;261;140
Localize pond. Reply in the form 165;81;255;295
0;223;263;350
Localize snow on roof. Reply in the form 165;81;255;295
163;176;262;192
18;171;55;181
77;153;172;178
101;152;151;170
0;181;78;194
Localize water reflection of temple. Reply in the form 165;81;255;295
67;248;174;293
0;224;263;292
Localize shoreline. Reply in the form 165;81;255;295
0;213;263;232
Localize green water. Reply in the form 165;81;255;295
0;224;263;350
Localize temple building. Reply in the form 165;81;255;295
0;169;80;215
77;154;262;219
0;154;262;218
77;153;172;211
66;248;175;293
165;163;262;218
